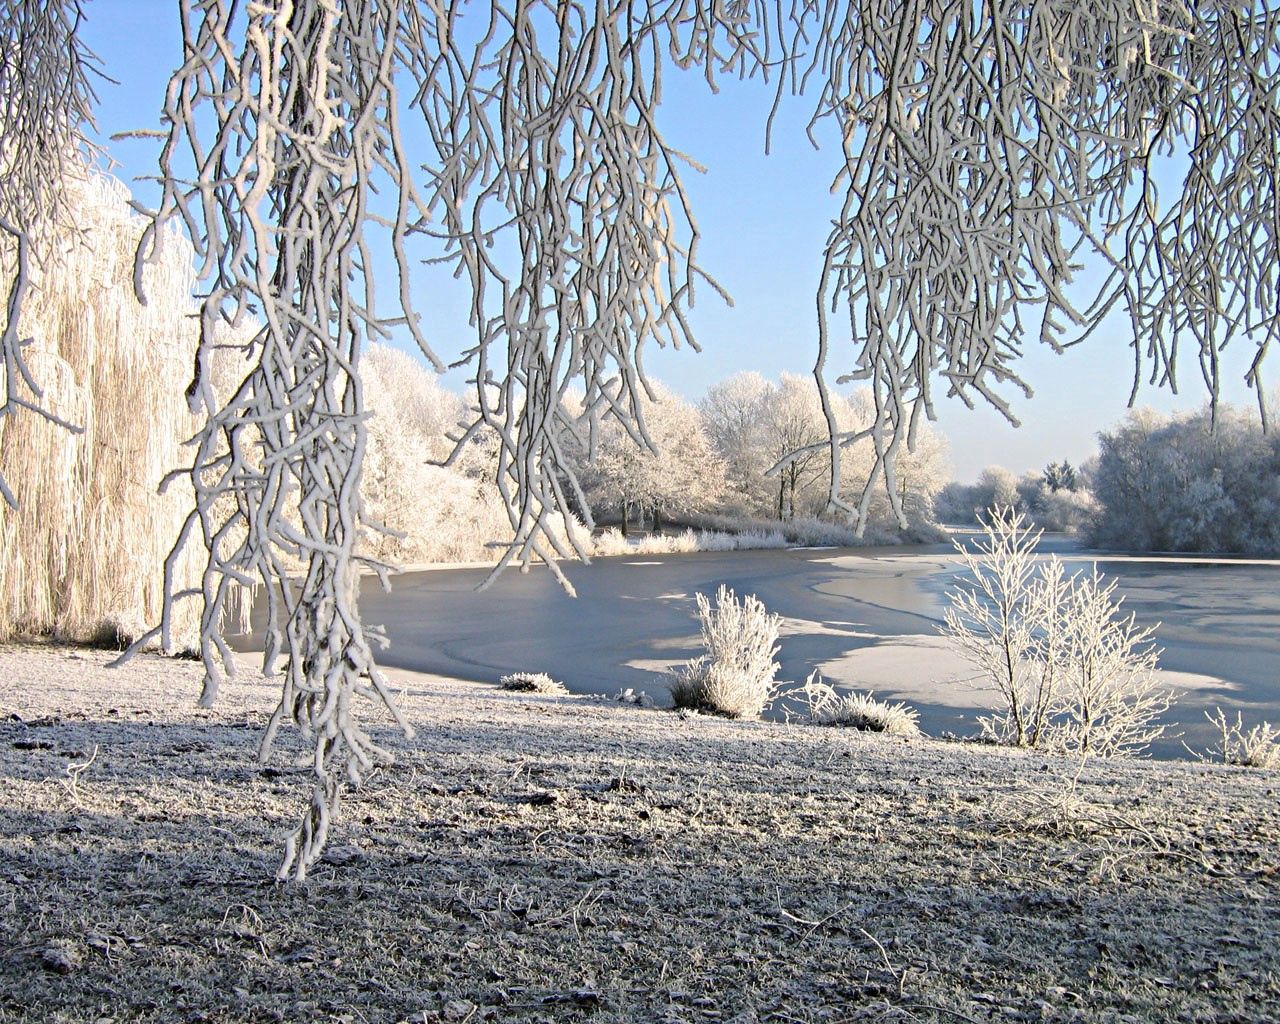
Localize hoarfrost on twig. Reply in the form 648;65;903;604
0;1;98;509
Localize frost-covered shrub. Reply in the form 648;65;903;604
499;672;568;695
1204;709;1280;770
942;509;1173;757
668;585;781;719
800;675;921;736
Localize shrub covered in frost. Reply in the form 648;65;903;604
800;674;921;736
499;672;568;695
668;585;781;719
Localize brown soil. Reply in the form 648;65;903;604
1;641;1277;1024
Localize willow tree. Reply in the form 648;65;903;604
123;0;1277;878
0;169;209;647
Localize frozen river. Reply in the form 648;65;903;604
348;536;1280;759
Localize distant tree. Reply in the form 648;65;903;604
970;467;1022;519
1090;406;1280;554
361;343;462;562
702;373;948;528
584;383;726;534
936;462;1094;533
699;372;836;521
1042;460;1079;493
700;372;775;516
766;374;833;521
841;388;950;528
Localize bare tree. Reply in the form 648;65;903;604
584;380;726;532
944;509;1172;756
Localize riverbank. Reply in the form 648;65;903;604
2;642;1277;1023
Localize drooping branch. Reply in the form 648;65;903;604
0;0;97;508
777;0;1280;532
132;0;435;881
415;0;763;589
126;0;771;878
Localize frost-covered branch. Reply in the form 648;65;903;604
415;0;761;590
134;0;437;881
784;1;1280;531
132;0;766;878
0;0;97;508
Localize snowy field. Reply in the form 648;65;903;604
1;644;1277;1023
327;537;1280;760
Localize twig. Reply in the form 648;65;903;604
60;744;98;807
857;926;907;998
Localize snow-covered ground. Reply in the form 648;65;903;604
1;642;1277;1022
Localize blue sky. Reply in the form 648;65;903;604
78;1;1265;481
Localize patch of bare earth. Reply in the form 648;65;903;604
1;641;1277;1024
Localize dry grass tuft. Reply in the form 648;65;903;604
800;675;921;736
498;671;568;695
590;527;787;557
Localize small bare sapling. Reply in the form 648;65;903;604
942;509;1173;757
1203;709;1280;770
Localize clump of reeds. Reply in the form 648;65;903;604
668;584;781;719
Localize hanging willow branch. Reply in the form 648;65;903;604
768;0;1280;533
414;0;767;591
0;0;97;509
130;0;766;879
130;0;434;881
